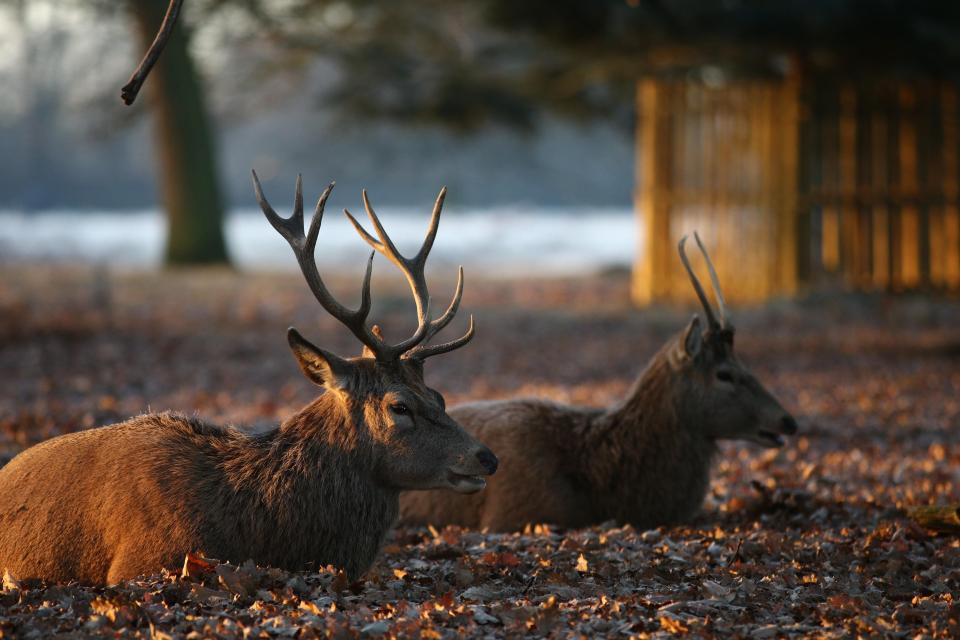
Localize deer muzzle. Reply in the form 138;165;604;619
445;446;498;494
754;414;798;448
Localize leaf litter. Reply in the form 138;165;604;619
0;267;959;637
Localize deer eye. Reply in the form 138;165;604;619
390;402;411;416
716;370;735;383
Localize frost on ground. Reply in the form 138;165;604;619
0;266;958;638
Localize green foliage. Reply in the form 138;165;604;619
261;0;960;132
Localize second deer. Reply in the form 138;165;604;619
398;233;797;531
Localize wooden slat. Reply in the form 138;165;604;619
839;86;859;284
871;105;891;289
631;78;662;305
898;86;921;288
821;86;841;272
777;68;800;295
942;84;960;289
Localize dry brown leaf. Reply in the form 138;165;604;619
575;553;589;573
659;613;689;633
181;551;218;579
217;564;254;596
908;505;960;533
1;569;20;592
481;551;521;567
90;596;119;623
299;600;323;615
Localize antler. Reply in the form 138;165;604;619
692;232;728;327
344;187;474;360
253;170;405;362
678;231;730;330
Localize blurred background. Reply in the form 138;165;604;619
3;0;960;302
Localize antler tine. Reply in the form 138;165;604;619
344;192;427;315
423;265;464;342
293;174;304;226
409;314;475;360
345;187;471;360
361;190;405;265
415;186;446;266
252;170;385;358
253;170;303;247
303;181;334;256
347;190;431;328
693;231;729;328
343;207;382;252
678;234;720;329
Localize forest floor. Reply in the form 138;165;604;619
0;264;959;638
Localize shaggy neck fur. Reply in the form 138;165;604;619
580;341;717;529
209;393;398;579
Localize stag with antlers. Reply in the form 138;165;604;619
400;232;797;531
0;175;495;584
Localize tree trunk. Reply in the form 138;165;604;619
130;0;229;265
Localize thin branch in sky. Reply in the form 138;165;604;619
120;0;184;105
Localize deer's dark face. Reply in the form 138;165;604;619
355;359;497;493
288;330;497;493
670;316;797;448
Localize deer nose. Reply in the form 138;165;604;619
781;415;798;435
476;448;499;475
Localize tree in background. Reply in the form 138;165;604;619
129;0;228;265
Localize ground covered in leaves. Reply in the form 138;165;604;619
1;265;959;638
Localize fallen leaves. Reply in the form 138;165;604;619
1;270;960;637
3;512;959;638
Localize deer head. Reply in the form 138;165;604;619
253;172;498;493
669;232;798;448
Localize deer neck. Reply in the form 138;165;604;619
584;353;717;528
218;394;398;577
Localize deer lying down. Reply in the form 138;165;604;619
0;176;497;584
399;233;796;532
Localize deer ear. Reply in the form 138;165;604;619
359;324;384;359
680;315;703;359
287;328;353;388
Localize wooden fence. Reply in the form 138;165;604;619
631;74;960;304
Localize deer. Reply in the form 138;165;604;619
0;175;497;585
398;233;797;532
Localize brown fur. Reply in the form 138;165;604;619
0;353;494;584
400;321;796;531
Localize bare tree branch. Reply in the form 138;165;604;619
121;0;185;105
